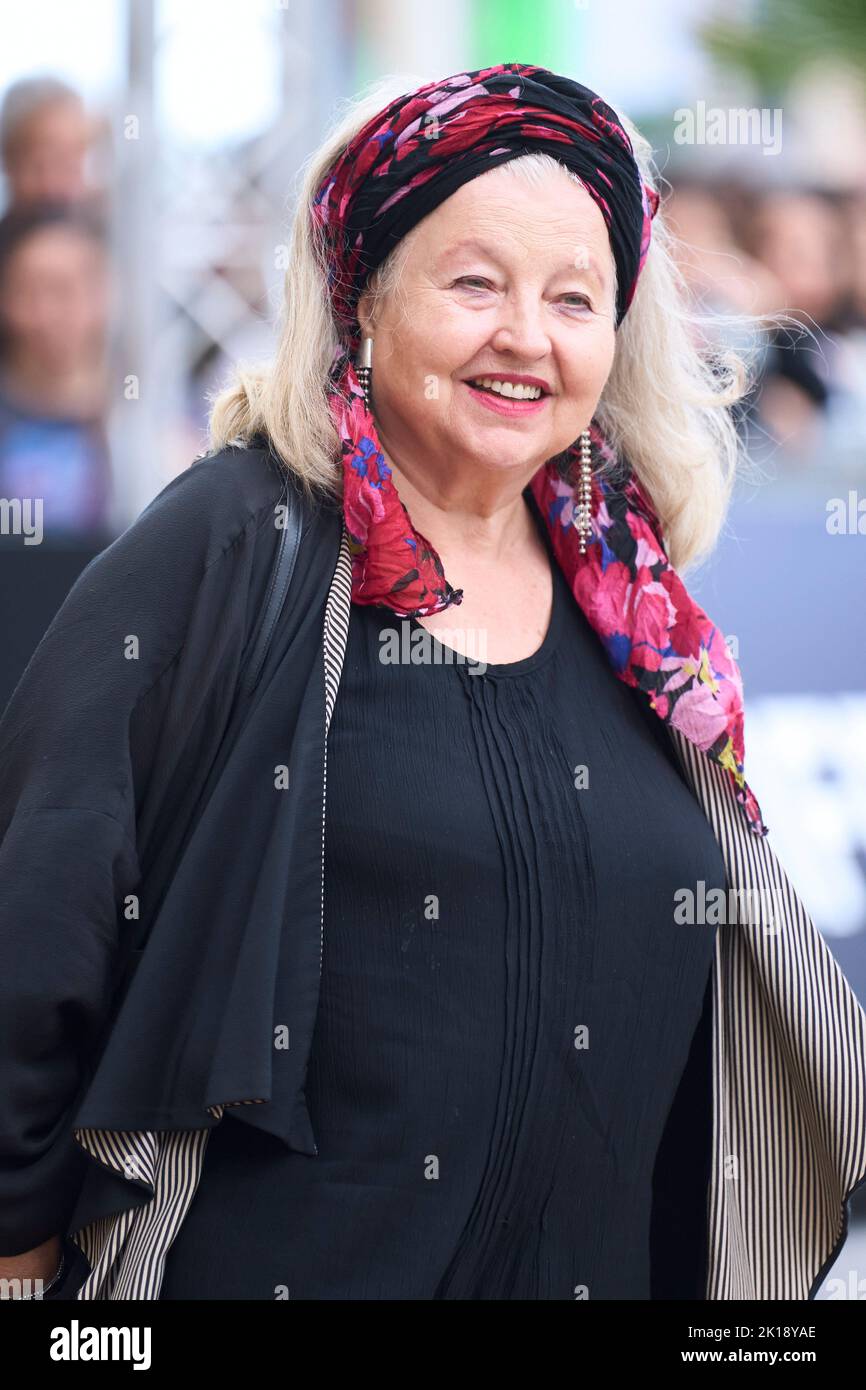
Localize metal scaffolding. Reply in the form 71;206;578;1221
107;0;351;526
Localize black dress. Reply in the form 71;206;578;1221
159;487;726;1301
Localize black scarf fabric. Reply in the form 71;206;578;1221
313;61;660;342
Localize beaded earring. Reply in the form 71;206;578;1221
575;429;593;554
356;335;373;409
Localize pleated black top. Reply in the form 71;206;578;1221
159;487;727;1301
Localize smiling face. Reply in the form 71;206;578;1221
356;163;618;489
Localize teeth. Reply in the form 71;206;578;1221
470;378;543;400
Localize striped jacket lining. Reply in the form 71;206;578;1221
71;521;866;1299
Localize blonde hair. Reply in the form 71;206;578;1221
208;73;792;573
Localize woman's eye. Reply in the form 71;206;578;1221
454;279;592;311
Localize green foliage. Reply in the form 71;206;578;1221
699;0;866;94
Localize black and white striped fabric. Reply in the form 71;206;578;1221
668;728;866;1298
70;521;866;1300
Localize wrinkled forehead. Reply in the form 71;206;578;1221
398;174;617;285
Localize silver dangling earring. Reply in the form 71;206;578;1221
575;428;593;555
356;335;373;410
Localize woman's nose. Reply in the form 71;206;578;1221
489;296;552;360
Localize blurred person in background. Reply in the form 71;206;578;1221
743;190;852;463
0;75;103;216
667;180;785;319
749;191;852;335
0;201;113;535
666;180;786;444
815;190;866;466
845;193;866;330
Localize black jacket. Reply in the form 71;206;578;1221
0;442;338;1253
1;440;865;1300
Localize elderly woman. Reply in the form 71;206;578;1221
1;64;864;1304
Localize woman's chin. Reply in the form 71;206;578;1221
447;436;551;478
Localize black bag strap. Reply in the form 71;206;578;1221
241;481;303;696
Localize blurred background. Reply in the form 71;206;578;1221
0;0;864;1297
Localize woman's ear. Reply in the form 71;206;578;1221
357;287;374;338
